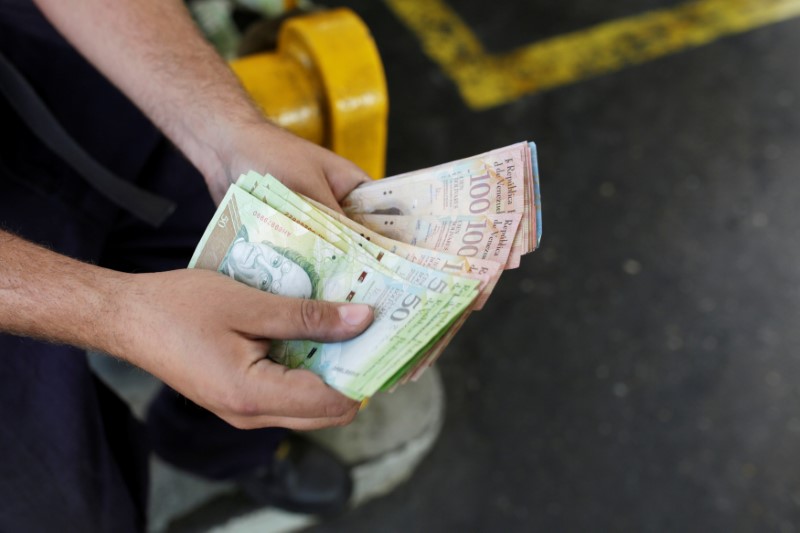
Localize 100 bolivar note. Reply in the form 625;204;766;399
342;142;541;268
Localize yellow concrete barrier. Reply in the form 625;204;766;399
231;8;388;179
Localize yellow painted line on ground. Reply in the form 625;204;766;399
384;0;800;109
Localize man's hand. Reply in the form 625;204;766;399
32;0;370;213
23;0;374;428
0;232;372;431
116;269;373;431
212;122;371;212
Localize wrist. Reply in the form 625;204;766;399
197;117;290;202
100;271;167;370
182;99;269;195
79;268;137;358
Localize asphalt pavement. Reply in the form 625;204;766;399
306;1;800;531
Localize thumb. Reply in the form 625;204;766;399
326;157;372;202
251;294;373;342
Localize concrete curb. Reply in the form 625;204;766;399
209;369;445;532
89;355;445;532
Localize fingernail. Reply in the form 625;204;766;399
338;304;371;326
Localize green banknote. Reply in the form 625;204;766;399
235;173;481;383
189;185;476;399
236;172;480;307
235;176;486;387
237;172;502;312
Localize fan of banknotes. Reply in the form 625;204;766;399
189;141;542;400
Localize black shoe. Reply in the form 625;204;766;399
237;434;353;516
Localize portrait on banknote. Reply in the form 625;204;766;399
219;227;320;299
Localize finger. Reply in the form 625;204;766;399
226;409;359;431
289;177;343;214
326;160;371;203
238;361;361;420
212;359;360;427
246;294;373;343
217;372;358;430
228;368;360;429
214;370;360;429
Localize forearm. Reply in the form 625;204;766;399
32;0;266;198
0;230;364;428
0;230;127;354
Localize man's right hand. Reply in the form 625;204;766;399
1;231;368;431
114;269;373;431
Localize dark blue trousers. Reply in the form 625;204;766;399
1;3;285;531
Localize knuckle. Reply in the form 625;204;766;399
223;415;252;430
324;398;356;419
336;409;358;427
299;299;328;332
220;389;260;418
323;410;357;429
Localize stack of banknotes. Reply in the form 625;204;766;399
189;141;542;400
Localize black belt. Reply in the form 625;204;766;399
0;52;175;227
